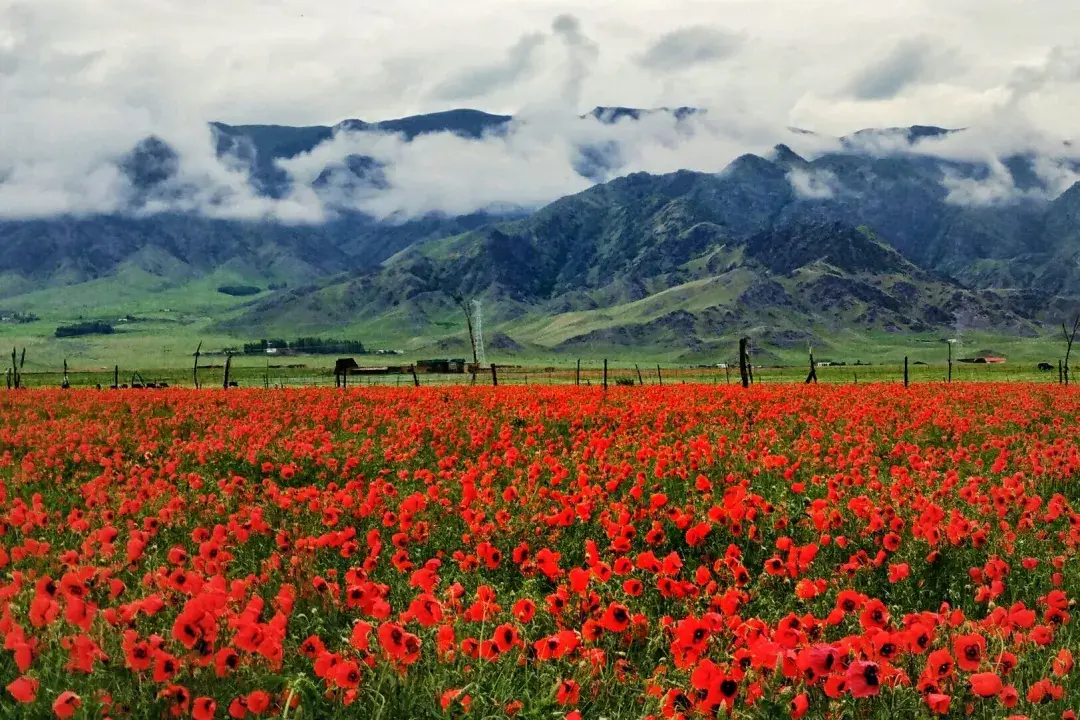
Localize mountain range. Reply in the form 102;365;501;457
1;107;1078;359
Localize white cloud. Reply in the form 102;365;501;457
1;0;1080;220
637;26;744;73
788;169;842;200
941;160;1026;207
275;109;802;221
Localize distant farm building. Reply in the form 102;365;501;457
333;357;470;383
349;365;410;376
958;357;1006;364
416;358;467;374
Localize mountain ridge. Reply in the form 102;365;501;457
1;107;1078;357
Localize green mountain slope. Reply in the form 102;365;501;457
223;170;1041;358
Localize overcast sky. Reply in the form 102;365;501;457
2;0;1079;219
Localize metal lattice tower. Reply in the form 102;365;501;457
472;299;487;367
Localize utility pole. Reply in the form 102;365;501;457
805;345;817;384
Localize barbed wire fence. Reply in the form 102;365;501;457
4;356;1068;390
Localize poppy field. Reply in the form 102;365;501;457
0;384;1078;719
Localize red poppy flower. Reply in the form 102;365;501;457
846;661;881;698
52;691;81;719
925;693;950;714
600;603;631;633
193;697;217;720
215;648;240;677
970;672;1002;698
662;688;693;718
789;692;809;719
228;697;248;719
493;623;520;653
335;661;362;689
246;690;270;714
556;679;580;706
440;689;472;712
927;649;954;678
350;621;373;652
1053;648;1074;676
6;676;37;703
953;634;986;672
512;598;536;623
859;599;890;630
153;652;180;683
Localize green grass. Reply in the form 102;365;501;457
0;312;1072;381
2;247;1075;380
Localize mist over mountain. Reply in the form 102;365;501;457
1;106;1078;355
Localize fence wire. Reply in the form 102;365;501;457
5;360;1066;390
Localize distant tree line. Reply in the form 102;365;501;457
55;321;115;338
239;338;367;355
217;285;263;297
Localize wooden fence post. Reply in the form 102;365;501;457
635;364;644;386
113;366;119;390
603;359;608;391
222;354;232;389
411;365;420;387
1060;360;1065;386
904;356;909;387
193;342;202;389
657;365;663;387
739;338;750;388
490;364;498;387
576;359;581;386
